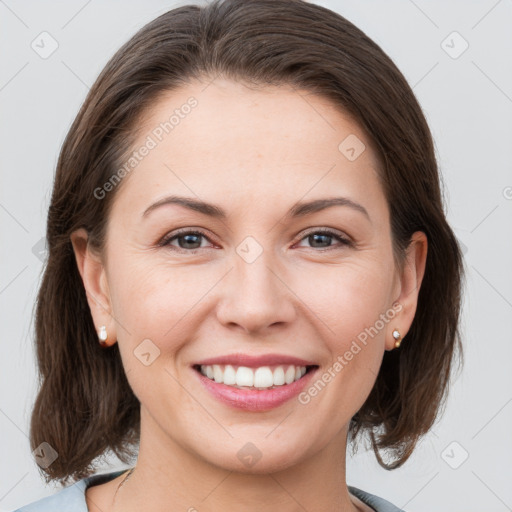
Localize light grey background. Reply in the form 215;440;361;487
1;1;511;511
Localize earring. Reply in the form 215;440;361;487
392;329;402;349
98;325;108;347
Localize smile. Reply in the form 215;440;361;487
194;363;312;390
192;362;319;411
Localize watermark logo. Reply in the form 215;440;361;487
441;31;469;60
33;441;58;468
31;31;59;59
237;442;263;468
134;338;161;366
338;134;366;161
32;236;47;262
236;236;264;264
441;441;469;469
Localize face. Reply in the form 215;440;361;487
74;78;424;474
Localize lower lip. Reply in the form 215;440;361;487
193;366;318;411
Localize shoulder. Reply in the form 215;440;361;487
11;470;127;512
12;474;400;512
348;485;406;512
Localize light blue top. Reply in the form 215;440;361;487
12;470;405;512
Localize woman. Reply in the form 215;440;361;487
14;0;464;511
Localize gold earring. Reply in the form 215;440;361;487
98;325;108;347
392;329;402;349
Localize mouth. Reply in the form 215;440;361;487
191;361;320;411
192;363;319;390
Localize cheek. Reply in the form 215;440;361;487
295;273;389;430
107;259;201;398
109;254;206;331
294;261;392;396
293;258;394;337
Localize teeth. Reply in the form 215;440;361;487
285;365;296;384
273;366;285;385
236;366;254;387
199;364;308;389
223;364;236;385
213;365;223;383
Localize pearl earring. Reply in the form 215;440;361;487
98;325;108;347
392;329;402;349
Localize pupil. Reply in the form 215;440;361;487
310;233;330;247
181;234;200;249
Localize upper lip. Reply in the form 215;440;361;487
193;353;318;368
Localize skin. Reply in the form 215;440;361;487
71;77;427;512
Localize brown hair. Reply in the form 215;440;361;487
31;0;464;484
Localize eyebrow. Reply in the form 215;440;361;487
142;195;370;221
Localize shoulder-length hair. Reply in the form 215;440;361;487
30;0;464;485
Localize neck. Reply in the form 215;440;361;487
109;408;362;512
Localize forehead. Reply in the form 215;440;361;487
111;77;386;221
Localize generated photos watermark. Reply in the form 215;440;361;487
93;96;198;200
298;302;403;404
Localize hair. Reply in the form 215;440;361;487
30;0;464;485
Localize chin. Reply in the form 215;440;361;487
201;438;308;475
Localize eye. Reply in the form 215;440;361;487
159;227;352;254
295;228;352;250
159;229;214;253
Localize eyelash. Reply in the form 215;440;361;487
158;227;353;254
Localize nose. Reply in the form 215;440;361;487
216;247;297;335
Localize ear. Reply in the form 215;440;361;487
386;231;428;351
70;228;117;346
